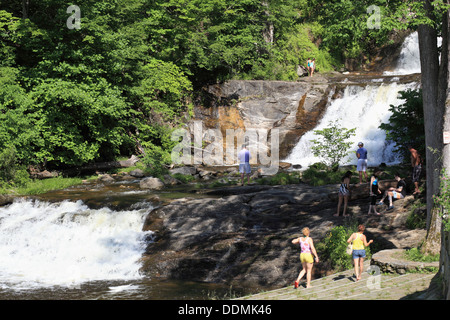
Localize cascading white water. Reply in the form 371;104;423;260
0;199;153;290
284;82;417;167
384;32;421;75
284;31;422;168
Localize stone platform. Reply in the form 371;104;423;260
370;249;440;274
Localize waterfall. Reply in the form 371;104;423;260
284;82;417;167
0;199;153;289
384;32;421;75
284;31;422;168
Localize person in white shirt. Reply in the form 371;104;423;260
238;144;251;185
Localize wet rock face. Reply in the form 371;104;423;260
141;183;335;286
193;79;333;160
140;182;427;289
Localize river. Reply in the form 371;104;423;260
0;178;255;300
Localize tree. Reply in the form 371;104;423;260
310;120;356;168
416;0;449;255
379;89;425;162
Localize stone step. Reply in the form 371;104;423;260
236;262;437;300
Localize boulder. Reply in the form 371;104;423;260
129;169;145;177
140;177;165;190
169;166;197;176
97;174;115;183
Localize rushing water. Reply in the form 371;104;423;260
284;80;419;167
284;32;421;168
0;181;252;300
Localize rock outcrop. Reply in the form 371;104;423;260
141;181;426;290
194;77;334;160
192;73;421;164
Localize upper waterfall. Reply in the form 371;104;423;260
284;32;421;168
384;32;421;76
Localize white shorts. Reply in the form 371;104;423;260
239;163;251;174
392;191;404;199
357;159;367;172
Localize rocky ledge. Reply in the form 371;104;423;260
371;249;439;274
140;181;426;290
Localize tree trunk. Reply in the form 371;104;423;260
22;0;29;19
418;0;445;254
443;4;450;194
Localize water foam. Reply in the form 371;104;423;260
0;199;153;289
284;82;418;167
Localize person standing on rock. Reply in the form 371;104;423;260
238;144;251;185
306;58;312;76
347;225;373;281
356;142;368;184
368;171;382;215
408;146;422;194
334;170;352;217
292;227;319;289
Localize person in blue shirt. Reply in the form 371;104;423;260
356;142;368;184
238;144;251;185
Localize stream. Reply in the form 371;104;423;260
0;178;252;300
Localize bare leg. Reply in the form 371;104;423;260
305;263;313;288
296;262;307;283
357;258;364;281
343;196;349;216
353;258;359;280
335;195;343;216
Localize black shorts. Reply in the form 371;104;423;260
370;195;377;205
412;165;422;182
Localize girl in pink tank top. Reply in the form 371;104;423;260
291;227;319;289
300;237;311;253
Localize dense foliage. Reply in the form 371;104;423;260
378;89;425;162
0;0;421;185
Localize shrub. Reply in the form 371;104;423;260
258;172;300;185
320;220;371;271
404;248;439;262
310;120;356;167
301;166;356;186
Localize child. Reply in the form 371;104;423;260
292;227;319;289
334;170;352;217
368;172;382;215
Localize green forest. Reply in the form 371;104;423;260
0;0;428;185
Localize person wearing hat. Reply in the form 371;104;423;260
356;142;368;184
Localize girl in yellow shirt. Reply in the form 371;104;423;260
347;225;373;281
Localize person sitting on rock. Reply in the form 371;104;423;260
378;173;406;211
